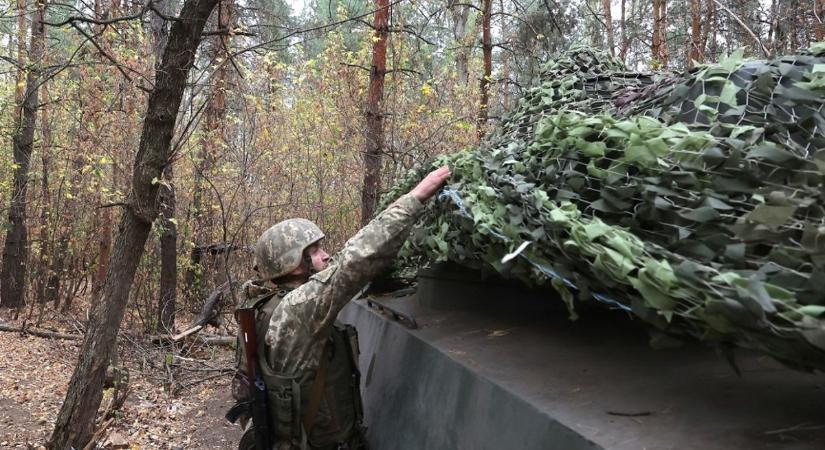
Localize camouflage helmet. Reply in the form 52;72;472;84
254;218;325;280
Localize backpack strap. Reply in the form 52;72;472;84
245;289;282;311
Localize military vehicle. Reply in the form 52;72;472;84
340;263;824;450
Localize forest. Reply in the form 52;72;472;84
1;0;824;448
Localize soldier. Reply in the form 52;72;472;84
230;166;451;450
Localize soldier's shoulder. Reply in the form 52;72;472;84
309;265;338;284
281;267;336;307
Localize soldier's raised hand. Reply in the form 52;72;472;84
409;165;451;202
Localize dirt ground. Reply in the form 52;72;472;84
0;310;242;449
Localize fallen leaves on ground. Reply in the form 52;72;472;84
0;309;241;449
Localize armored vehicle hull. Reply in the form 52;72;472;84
339;264;824;450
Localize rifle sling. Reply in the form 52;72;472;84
301;343;330;436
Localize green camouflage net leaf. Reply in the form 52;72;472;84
382;47;825;372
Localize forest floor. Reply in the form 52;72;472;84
0;307;242;449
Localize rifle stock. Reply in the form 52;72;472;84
236;308;272;450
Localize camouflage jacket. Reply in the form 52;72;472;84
264;194;424;376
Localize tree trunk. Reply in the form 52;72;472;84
620;0;629;62
14;0;26;118
815;0;824;42
498;0;510;107
1;0;46;309
449;0;471;84
47;2;219;447
35;60;51;305
152;0;176;333
651;0;668;68
768;0;774;44
702;0;715;60
688;0;703;68
651;0;661;65
91;1;112;300
48;153;83;310
361;0;390;226
790;0;800;51
47;239;66;308
602;0;615;56
93;197;113;299
150;0;172;61
187;0;228;300
659;0;668;68
157;166;177;332
770;3;783;48
781;1;791;54
477;0;492;140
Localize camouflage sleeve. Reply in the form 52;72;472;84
265;194;424;374
301;193;423;331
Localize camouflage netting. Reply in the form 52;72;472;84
382;46;825;372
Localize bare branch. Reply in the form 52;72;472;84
0;321;81;340
447;2;483;13
541;0;563;34
43;5;146;27
147;0;181;23
709;0;771;57
231;0;408;60
582;0;608;31
342;62;370;71
97;202;130;209
202;28;256;37
391;25;436;46
68;22;153;92
388;67;423;76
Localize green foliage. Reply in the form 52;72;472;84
384;47;825;372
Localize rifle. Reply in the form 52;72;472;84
235;307;272;450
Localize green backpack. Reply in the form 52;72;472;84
229;282;366;450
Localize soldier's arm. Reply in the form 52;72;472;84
296;166;451;333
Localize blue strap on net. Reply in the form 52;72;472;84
436;187;632;312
